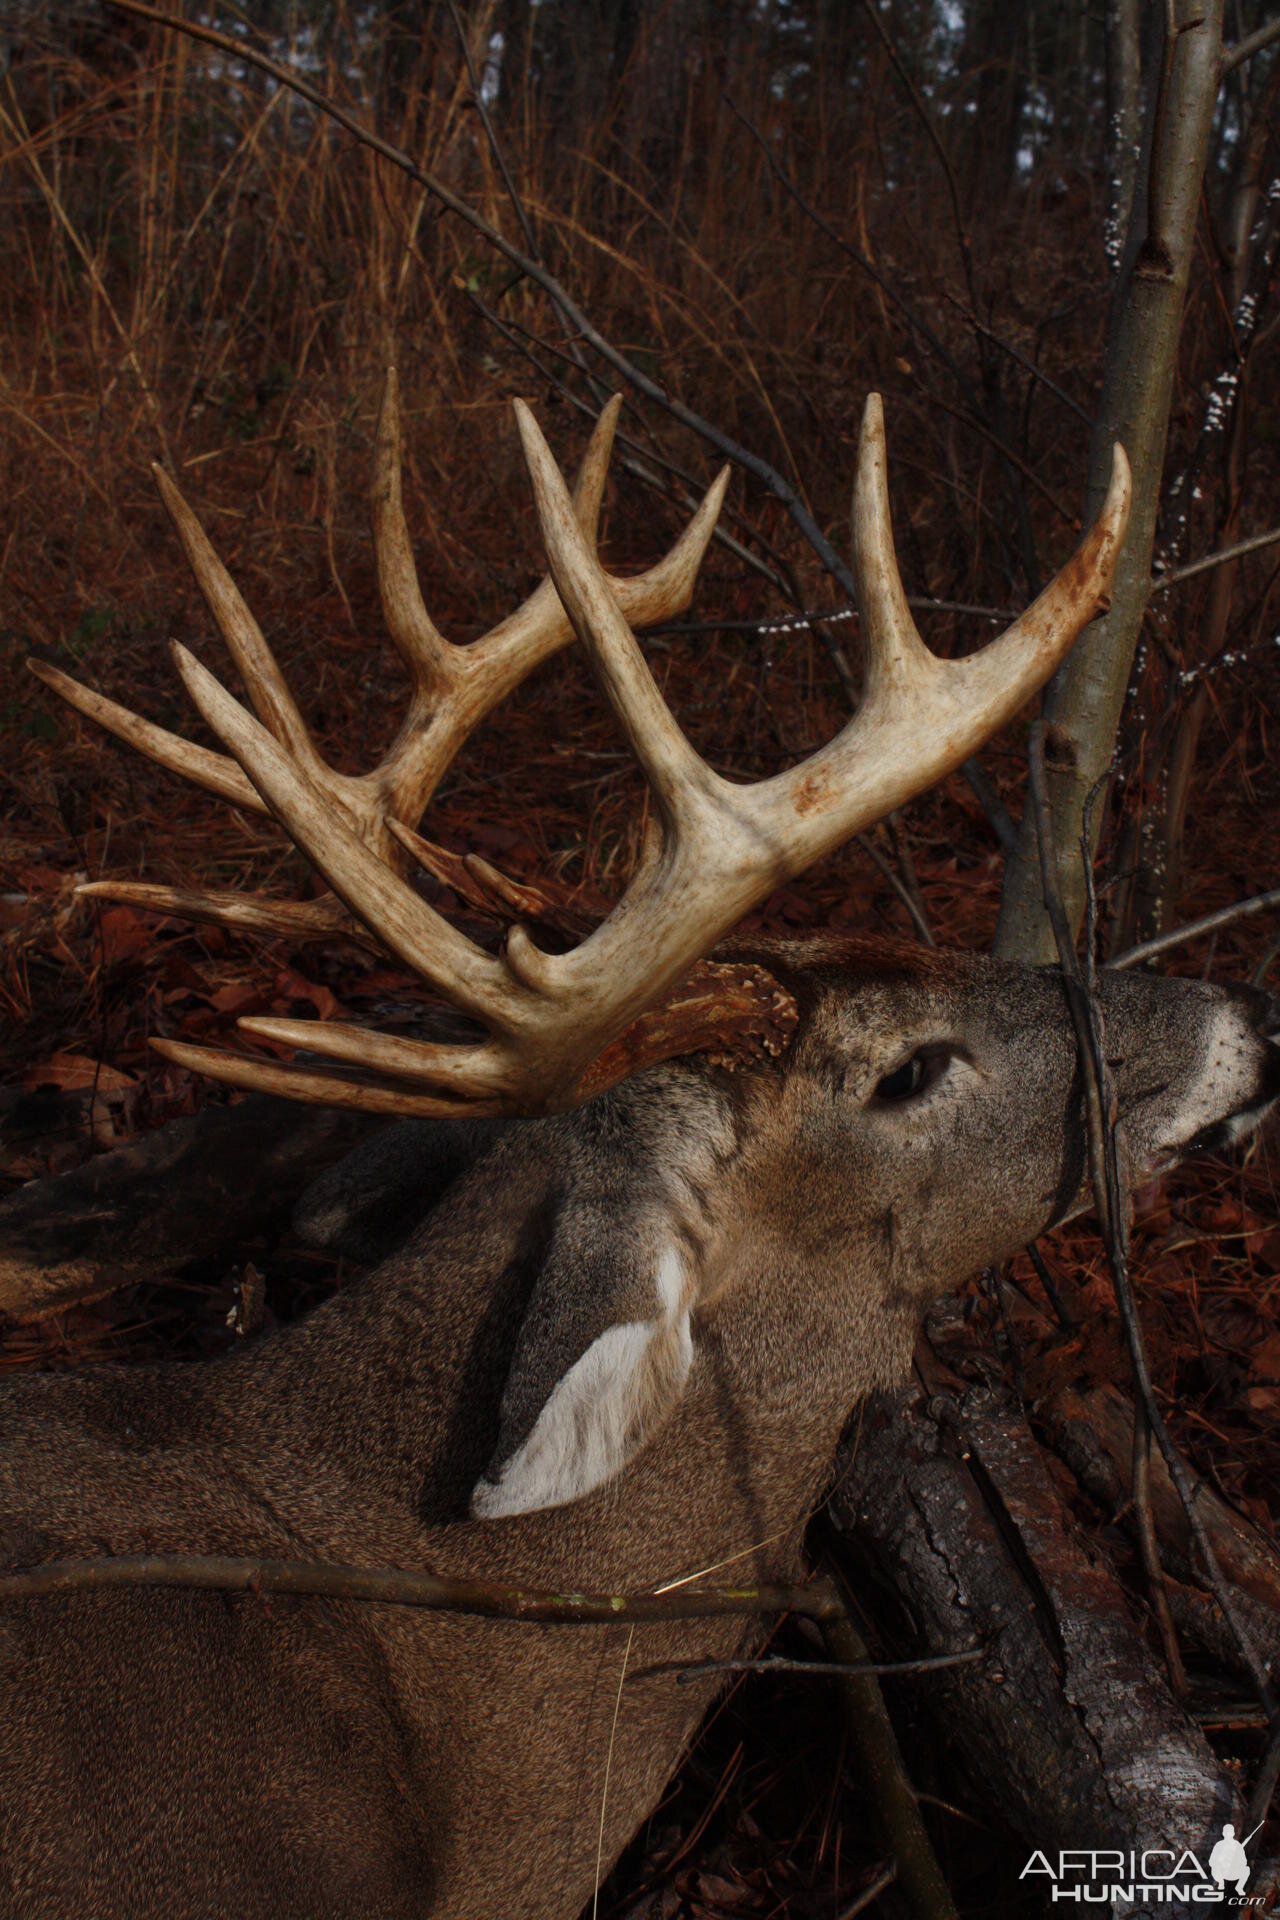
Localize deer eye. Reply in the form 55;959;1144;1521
873;1049;948;1102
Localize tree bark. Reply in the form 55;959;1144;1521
1104;0;1144;274
827;1304;1249;1885
995;0;1225;962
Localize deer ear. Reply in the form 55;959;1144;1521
470;1242;695;1519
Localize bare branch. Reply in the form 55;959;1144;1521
1222;17;1280;74
0;1550;845;1625
1027;721;1279;1727
1149;525;1280;593
822;1606;961;1920
1111;885;1280;970
648;1648;987;1685
858;834;935;946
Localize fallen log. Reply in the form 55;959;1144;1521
827;1311;1243;1884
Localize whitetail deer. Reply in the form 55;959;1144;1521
9;383;1278;1919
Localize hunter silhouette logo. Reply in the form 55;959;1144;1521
1209;1825;1257;1896
1019;1823;1267;1904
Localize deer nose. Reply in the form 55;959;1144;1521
1226;981;1280;1114
1260;1004;1280;1105
1229;981;1280;1098
1214;977;1280;1045
1229;981;1280;1068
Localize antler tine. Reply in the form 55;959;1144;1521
369;385;625;714
944;441;1130;714
627;462;731;609
27;659;265;815
152;463;321;771
75;881;358;945
150;1038;506;1119
850;392;937;701
371;366;455;692
570;392;623;548
513;400;713;829
386;817;592;930
851;391;1132;725
750;396;1132;865
237;1017;515;1096
362;384;726;834
440;407;726;694
169;642;513;1027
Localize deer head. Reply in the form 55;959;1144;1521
459;942;1279;1521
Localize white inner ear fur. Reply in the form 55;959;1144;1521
471;1244;695;1520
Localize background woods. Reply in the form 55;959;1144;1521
3;0;1280;1914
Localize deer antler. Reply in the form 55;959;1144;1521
99;394;1129;1119
32;369;727;944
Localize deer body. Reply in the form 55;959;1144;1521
3;943;1276;1918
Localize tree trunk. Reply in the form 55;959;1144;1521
1104;0;1143;274
995;1;1225;962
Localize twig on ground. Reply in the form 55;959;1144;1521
1025;1241;1075;1329
640;1647;987;1685
981;1264;1028;1399
837;1864;899;1920
1132;1397;1188;1696
0;1551;846;1624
